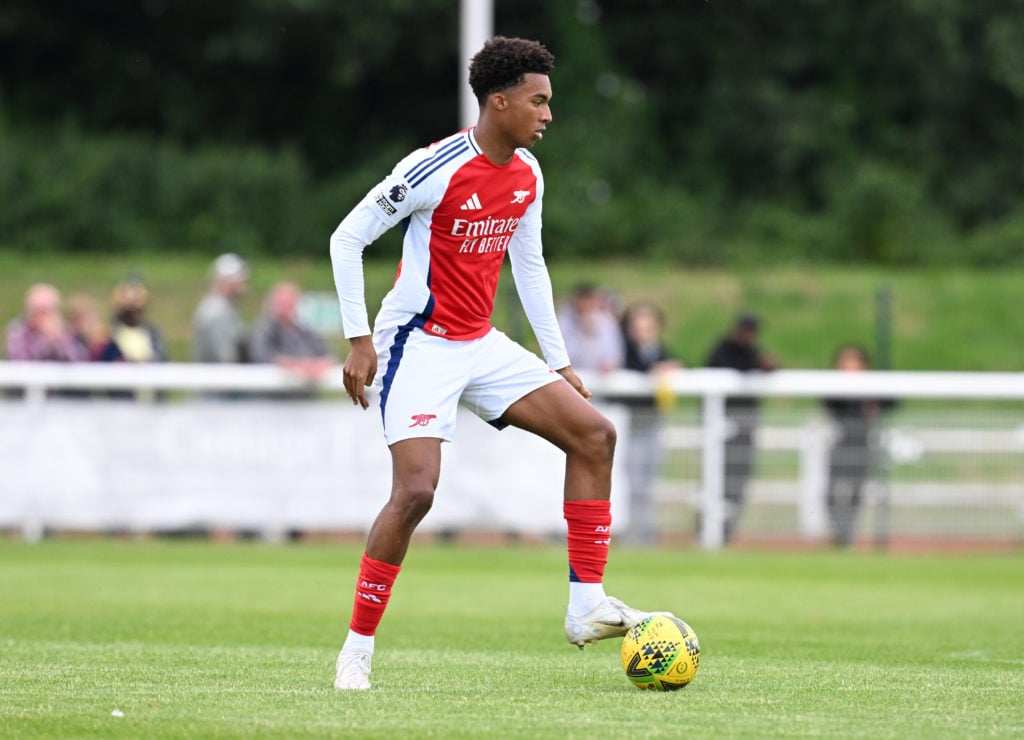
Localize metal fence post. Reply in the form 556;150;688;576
21;381;47;543
700;392;726;549
798;419;829;540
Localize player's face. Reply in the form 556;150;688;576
503;73;552;149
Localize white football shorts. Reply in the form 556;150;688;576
371;325;562;445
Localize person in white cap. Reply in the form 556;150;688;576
191;253;250;364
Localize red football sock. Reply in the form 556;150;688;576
349;552;401;636
564;500;611;583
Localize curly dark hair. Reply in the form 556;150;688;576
468;36;555;102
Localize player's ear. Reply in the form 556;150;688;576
490;92;507;112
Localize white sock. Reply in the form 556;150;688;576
568;582;607;617
342;629;375;654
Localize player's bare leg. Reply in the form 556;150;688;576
501;379;613;494
501;380;653;648
366;438;442;564
335;438;441;690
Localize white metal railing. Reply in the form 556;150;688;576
0;361;333;400
5;362;1022;399
2;362;1023;548
585;368;1024;547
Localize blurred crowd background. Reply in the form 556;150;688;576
3;1;1024;374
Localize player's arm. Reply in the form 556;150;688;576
330;204;390;408
507;189;592;399
329;162;424;408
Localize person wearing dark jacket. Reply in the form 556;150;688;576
705;314;778;543
823;344;895;547
617;302;681;546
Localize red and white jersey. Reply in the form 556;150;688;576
330;128;569;370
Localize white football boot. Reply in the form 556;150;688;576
564;596;653;649
334;649;372;690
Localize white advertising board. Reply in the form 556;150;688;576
0;399;629;537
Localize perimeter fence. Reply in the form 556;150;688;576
1;363;1021;549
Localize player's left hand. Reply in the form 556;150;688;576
556;366;592;400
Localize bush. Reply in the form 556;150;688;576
730;203;841;265
1;122;1019;268
965;212;1024;266
0;124;316;254
826;162;955;265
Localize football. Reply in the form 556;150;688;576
621;614;700;691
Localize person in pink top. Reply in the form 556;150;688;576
5;283;87;362
329;36;655;690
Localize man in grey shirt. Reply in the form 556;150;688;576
250;281;335;382
556;283;624;374
192;253;250;364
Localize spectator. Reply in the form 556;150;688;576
192;253;250;364
618;302;682;546
705;313;778;544
557;283;624;373
823;344;896;547
68;294;121;362
250;281;335;383
109;275;167;363
5;283;88;362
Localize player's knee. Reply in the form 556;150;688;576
577;416;617;463
392;482;435;525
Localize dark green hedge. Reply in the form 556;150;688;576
2;121;1023;266
0;123;393;256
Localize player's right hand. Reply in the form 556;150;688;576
343;335;377;409
556;366;592;401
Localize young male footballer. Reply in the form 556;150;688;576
330;36;652;690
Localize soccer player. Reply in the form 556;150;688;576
330;36;651;690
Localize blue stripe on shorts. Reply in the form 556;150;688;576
379;318;426;424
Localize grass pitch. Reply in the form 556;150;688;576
0;540;1021;738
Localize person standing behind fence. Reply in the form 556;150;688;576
109;275;167;363
557;283;624;373
192;253;250;364
68;294;122;362
250;281;336;386
5;283;88;362
822;344;895;547
618;302;682;546
705;313;778;544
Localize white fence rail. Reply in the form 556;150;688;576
577;368;1024;548
1;362;1023;548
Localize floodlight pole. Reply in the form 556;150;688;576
460;0;493;129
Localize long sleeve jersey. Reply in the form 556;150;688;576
330;128;570;371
